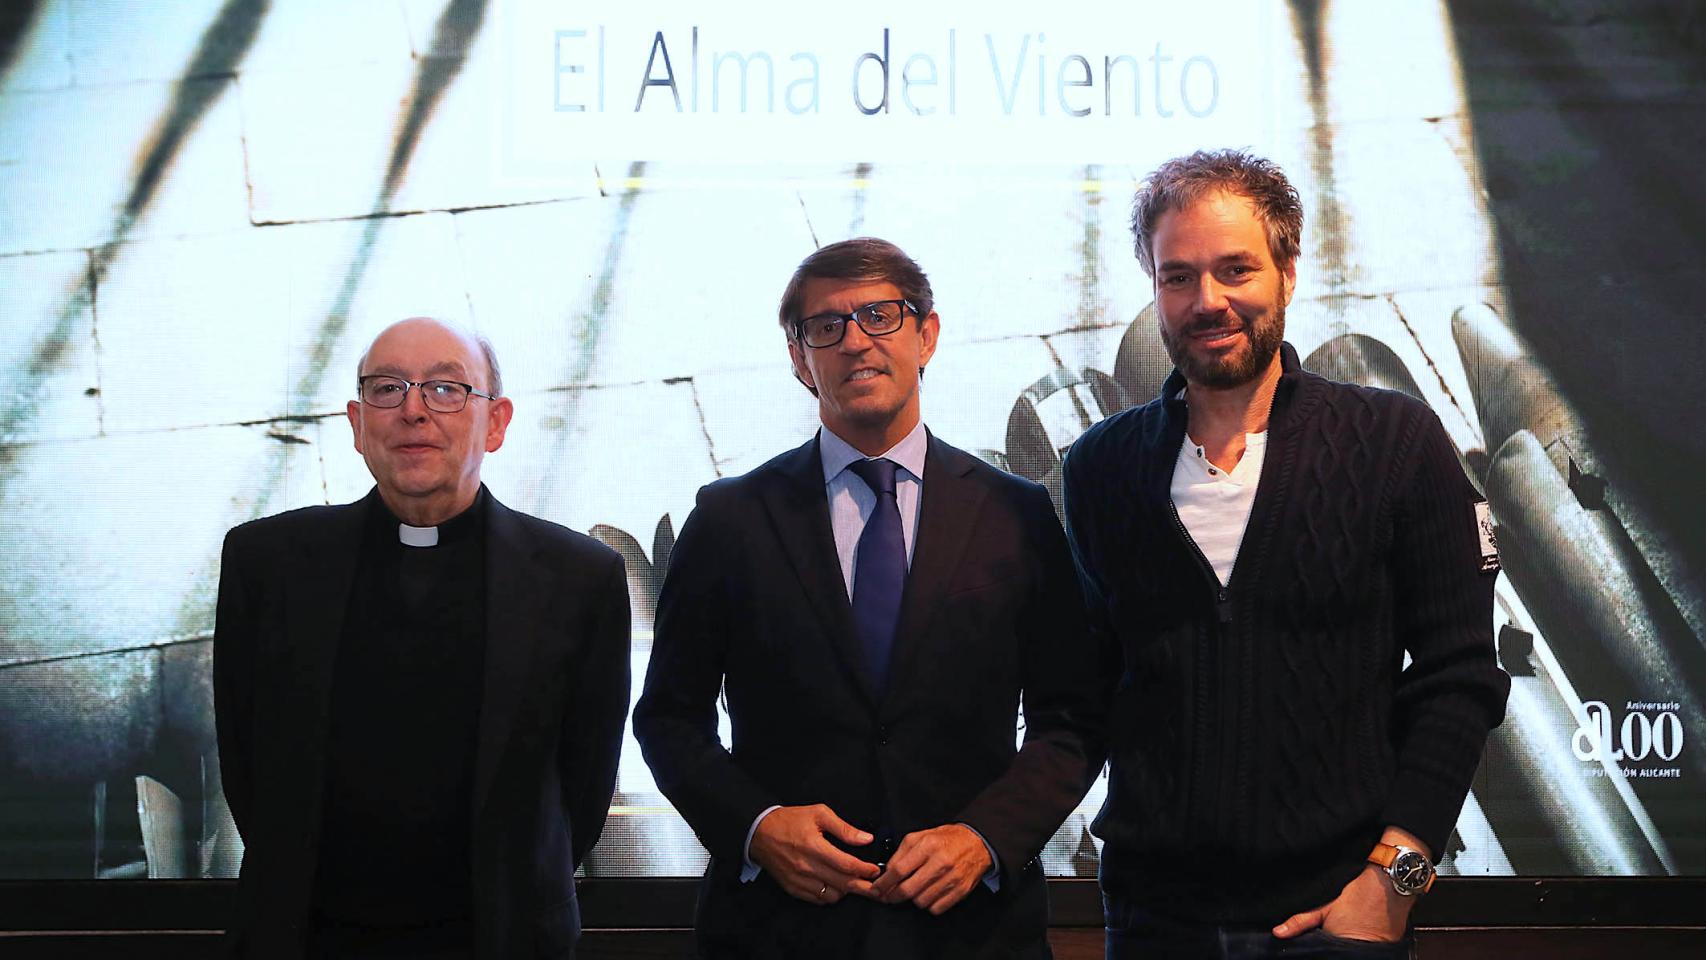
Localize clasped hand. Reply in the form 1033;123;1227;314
749;806;991;915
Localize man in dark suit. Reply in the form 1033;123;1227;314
214;317;630;959
633;238;1106;959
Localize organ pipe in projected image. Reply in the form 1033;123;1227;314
1302;334;1427;403
1457;303;1706;870
1485;430;1704;866
1004;365;1126;516
1112;302;1176;407
1280;0;1690;875
1303;333;1665;875
1483;612;1670;875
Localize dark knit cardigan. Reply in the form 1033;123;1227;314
1061;342;1509;924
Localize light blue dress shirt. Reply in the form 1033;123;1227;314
820;421;927;596
741;422;999;891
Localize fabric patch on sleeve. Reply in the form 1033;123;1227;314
1475;501;1500;572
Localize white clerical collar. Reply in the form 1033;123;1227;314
398;523;439;548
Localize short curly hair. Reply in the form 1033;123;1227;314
1130;149;1303;278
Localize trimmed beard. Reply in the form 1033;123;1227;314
1159;300;1285;390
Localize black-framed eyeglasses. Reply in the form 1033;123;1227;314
793;299;916;348
357;375;496;413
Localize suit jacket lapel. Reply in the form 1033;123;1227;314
473;492;550;819
285;496;366;758
758;436;877;708
279;494;365;911
883;433;988;714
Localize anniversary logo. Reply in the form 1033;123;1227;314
1576;701;1687;778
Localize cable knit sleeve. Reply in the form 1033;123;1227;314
1380;408;1511;857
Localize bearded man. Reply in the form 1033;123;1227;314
1061;150;1509;959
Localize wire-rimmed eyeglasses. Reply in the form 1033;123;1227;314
793;299;916;348
357;375;496;413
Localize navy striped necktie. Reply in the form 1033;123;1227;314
847;457;905;694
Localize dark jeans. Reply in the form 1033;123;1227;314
1104;896;1411;960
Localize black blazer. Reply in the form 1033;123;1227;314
634;433;1106;960
213;489;630;959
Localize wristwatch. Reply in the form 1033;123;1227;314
1368;843;1434;896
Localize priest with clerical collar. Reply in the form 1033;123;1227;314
214;317;631;960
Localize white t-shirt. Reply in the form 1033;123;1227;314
1170;429;1267;587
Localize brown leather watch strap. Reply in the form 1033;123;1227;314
1368;842;1400;869
1369;842;1435;894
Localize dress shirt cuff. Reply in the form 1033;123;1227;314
740;805;783;883
959;822;1002;892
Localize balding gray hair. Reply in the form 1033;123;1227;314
355;318;503;398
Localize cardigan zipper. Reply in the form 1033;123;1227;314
1170;501;1232;623
1170;499;1230;840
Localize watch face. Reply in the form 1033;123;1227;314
1390;849;1433;894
